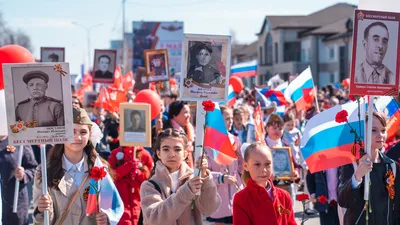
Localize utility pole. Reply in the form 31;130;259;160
121;0;126;74
72;22;104;71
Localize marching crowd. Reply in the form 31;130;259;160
2;82;400;225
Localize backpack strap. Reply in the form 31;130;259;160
148;180;162;194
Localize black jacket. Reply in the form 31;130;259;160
306;169;339;213
338;151;400;225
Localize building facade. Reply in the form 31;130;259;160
257;3;355;87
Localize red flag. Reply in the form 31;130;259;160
122;71;134;92
303;87;315;111
108;88;127;113
111;66;122;90
253;104;266;144
94;87;113;111
82;72;93;86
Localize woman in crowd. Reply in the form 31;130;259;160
205;105;243;225
140;128;221;225
338;112;400;225
32;107;111;225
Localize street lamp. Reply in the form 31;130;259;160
72;21;104;70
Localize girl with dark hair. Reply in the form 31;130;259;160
32;107;112;225
140;128;221;225
187;42;222;85
233;142;296;225
338;112;400;225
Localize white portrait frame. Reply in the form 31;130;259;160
179;34;231;102
2;62;73;145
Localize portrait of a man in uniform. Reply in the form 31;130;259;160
15;71;65;127
355;21;395;85
47;53;59;62
94;55;114;79
187;42;222;85
125;110;145;132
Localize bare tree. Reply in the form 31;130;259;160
0;12;33;52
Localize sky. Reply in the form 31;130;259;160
1;0;358;75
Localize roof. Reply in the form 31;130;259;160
276;3;356;29
231;44;249;56
236;41;258;57
257;16;305;35
304;17;352;36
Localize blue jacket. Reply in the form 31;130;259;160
306;170;338;213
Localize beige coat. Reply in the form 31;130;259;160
32;157;96;225
140;161;221;225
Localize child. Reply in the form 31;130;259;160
140;128;221;225
233;142;296;225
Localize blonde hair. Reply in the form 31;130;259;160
242;142;271;185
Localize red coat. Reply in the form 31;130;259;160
233;178;296;225
108;147;154;225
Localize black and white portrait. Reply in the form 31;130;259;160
12;68;64;127
180;34;231;102
272;148;293;178
93;49;117;83
119;103;151;147
124;109;145;133
156;80;171;97
41;47;65;62
84;92;98;108
354;19;398;85
2;63;74;145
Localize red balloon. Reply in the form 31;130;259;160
0;45;35;90
134;89;161;120
229;76;244;93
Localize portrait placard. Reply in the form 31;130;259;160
180;34;231;102
2;63;73;145
271;147;295;181
40;47;65;62
350;9;400;96
155;80;171;97
144;49;170;82
119;103;151;147
133;67;150;93
84;92;98;108
93;49;117;84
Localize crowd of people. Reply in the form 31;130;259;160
1;81;400;225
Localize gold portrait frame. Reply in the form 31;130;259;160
144;49;170;83
119;103;151;147
271;147;295;181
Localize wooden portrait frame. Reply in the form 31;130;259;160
271;147;295;181
179;33;231;102
92;49;117;84
40;47;65;62
119;103;151;147
144;49;170;83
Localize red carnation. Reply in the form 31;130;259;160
296;193;310;202
202;100;215;112
89;166;107;181
349;95;356;101
335;110;348;123
318;195;328;204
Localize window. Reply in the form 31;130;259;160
283;42;301;62
330;48;334;59
259;46;263;65
330;73;335;83
301;49;309;63
275;42;278;63
265;34;273;65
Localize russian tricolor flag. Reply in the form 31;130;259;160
227;85;236;107
375;96;400;142
301;100;365;173
284;67;315;111
255;87;288;106
276;81;288;93
86;156;124;225
231;60;257;78
204;103;237;165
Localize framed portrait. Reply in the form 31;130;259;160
133;67;150;93
119;103;151;147
271;147;295;181
93;49;117;84
180;34;231;102
189;102;197;127
84;92;98;108
144;49;170;83
40;47;65;63
154;80;171;97
2;63;74;145
350;9;400;96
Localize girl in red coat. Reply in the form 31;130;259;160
233;142;296;225
108;146;153;225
